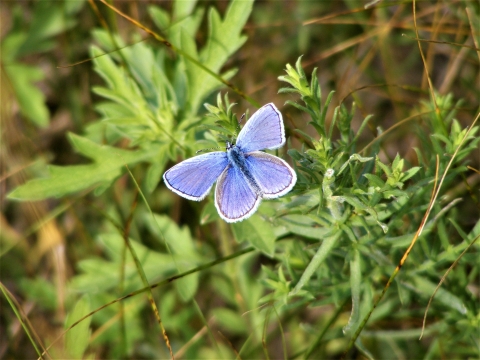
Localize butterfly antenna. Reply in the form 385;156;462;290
196;147;221;154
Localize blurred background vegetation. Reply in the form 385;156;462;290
1;0;479;359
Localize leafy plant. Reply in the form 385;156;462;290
2;1;85;127
3;1;479;359
262;58;479;358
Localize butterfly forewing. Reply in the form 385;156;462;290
215;165;261;222
163;152;228;201
235;103;285;152
245;151;297;199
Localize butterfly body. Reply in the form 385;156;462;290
163;103;296;223
226;142;263;197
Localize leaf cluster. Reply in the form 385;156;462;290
259;57;479;358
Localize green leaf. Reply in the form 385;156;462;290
65;295;91;359
148;6;170;30
4;63;49;127
341;195;368;211
343;247;362;335
8;133;156;201
169;5;204;46
411;276;467;315
375;157;392;177
19;278;57;311
200;202;220;224
290;231;342;296
144;147;169;194
402;166;422;182
363;174;385;188
185;0;254;112
174;273;198;303
145;214;202;302
70;233;185;293
210;308;247;335
1;31;27;63
173;0;198;21
91;47;150;116
16;1;79;57
278;214;331;239
231;214;276;256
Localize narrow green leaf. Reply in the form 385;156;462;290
278;214;331;239
65;295;91;359
412;276;467;314
149;6;170;30
343;247;362;335
363;174;385;188
290;231;342;296
402;166;422;182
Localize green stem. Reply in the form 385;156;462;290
343;247;361;335
323;169;343;220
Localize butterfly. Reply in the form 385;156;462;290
163;103;297;223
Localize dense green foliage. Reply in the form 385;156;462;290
2;1;479;359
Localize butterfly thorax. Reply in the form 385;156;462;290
226;143;263;196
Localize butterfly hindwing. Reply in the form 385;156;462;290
215;165;261;223
235;103;285;152
245;151;297;199
163;152;228;201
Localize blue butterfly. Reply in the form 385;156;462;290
163;103;297;223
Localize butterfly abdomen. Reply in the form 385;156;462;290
227;145;264;197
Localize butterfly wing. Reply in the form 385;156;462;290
245;151;296;199
163;152;228;201
235;103;285;153
215;165;261;223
